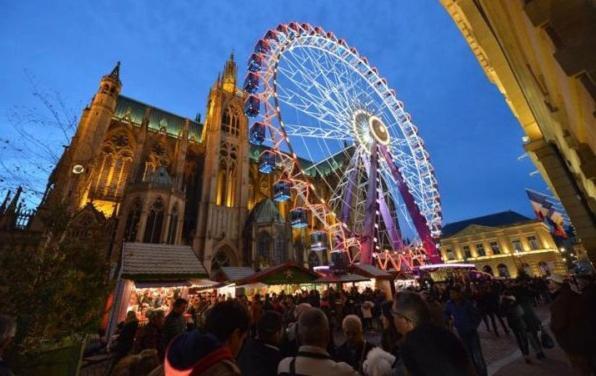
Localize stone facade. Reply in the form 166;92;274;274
440;0;596;262
440;211;566;278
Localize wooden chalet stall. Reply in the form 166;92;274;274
234;262;320;295
108;242;209;337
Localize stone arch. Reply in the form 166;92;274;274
211;245;236;274
124;197;143;242
482;265;494;276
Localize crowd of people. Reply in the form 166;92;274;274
99;271;596;375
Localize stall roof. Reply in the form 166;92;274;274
351;264;393;279
236;262;319;286
121;242;208;281
314;273;369;284
219;267;255;282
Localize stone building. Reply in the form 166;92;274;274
440;0;596;262
440;210;566;277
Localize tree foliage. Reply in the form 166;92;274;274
0;203;112;351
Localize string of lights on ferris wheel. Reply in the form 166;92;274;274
243;22;443;270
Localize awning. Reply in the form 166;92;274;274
217;267;255;283
314;273;369;284
235;262;319;286
350;263;394;280
121;242;208;281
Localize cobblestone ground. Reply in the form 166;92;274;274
477;305;576;376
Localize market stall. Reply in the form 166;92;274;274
234;262;320;295
350;263;395;297
107;242;209;337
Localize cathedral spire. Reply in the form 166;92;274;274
222;52;237;93
103;61;121;84
0;190;11;215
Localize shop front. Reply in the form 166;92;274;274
233;262;320;296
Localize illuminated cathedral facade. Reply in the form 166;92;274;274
39;56;327;274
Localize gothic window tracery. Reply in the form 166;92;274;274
211;248;232;273
143;197;164;243
167;204;179;244
256;231;273;266
143;142;170;181
221;107;240;136
216;141;238;207
93;132;133;199
124;198;142;241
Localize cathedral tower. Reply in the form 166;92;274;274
194;54;250;274
49;63;122;210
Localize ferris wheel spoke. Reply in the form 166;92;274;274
283;124;353;140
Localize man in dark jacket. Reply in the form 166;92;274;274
237;310;283;376
393;291;473;376
335;315;375;373
162;300;250;375
161;298;188;351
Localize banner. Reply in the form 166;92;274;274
526;189;569;238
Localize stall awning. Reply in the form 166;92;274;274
121;242;208;281
218;267;255;283
314;273;370;284
235;262;319;286
351;263;393;280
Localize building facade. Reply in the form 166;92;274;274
440;210;566;278
439;0;596;262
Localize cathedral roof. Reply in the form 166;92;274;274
250;198;284;224
114;95;203;142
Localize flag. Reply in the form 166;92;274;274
526;189;569;238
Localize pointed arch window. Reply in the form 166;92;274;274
257;231;273;266
221;107;240;136
124;198;142;241
167;204;179;244
92;134;133;199
143;198;164;243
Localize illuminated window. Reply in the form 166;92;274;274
221;107;240;136
512;239;523;252
527;236;539;250
445;248;455;260
463;245;472;259
489;241;500;255
475;243;486;257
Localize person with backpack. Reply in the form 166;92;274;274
445;285;487;376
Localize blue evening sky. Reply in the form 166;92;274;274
0;0;549;225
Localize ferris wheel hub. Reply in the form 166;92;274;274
352;110;390;149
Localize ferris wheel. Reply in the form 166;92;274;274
243;22;442;271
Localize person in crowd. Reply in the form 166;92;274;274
0;315;16;376
550;272;596;374
445;285;487;376
500;289;532;363
421;289;446;328
160;298;188;352
512;281;545;360
393;291;472;376
278;307;358;375
237;310;284;376
134;309;165;358
335;315;375;373
113;311;139;361
380;300;400;358
481;284;509;337
280;302;312;357
360;299;374;331
155;300;250;376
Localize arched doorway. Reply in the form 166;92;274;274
211;247;232;274
482;265;494;276
497;263;510;278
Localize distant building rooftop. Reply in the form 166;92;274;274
441;210;534;238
